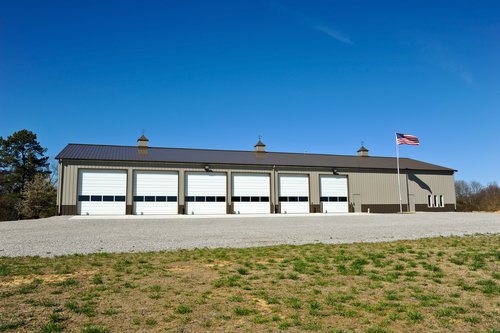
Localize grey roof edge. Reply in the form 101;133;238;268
55;143;456;172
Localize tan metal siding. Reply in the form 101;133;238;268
408;173;456;205
344;171;408;205
343;171;455;207
308;172;320;204
270;168;276;208
62;163;78;206
57;161;62;213
126;169;133;205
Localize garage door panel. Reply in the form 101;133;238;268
279;175;309;196
134;171;178;215
79;202;125;215
321;176;348;196
322;202;349;213
79;170;126;196
280;202;309;214
186;173;226;196
320;176;348;213
134;202;178;215
232;174;270;214
185;173;226;215
135;172;177;194
78;170;126;215
185;202;226;215
279;175;309;214
232;174;270;196
232;202;269;214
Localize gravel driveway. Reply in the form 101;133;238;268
0;212;499;257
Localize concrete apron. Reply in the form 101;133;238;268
69;212;367;220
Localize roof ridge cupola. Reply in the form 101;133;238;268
254;136;266;152
137;133;149;148
357;145;369;157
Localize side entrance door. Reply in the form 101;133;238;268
408;194;415;212
352;194;362;213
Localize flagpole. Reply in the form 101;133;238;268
395;132;403;213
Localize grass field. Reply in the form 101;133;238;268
0;235;499;333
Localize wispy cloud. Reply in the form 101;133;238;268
413;38;473;84
314;25;355;45
268;1;354;46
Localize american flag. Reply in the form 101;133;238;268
396;133;420;145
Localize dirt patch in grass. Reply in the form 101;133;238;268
0;270;97;287
204;259;232;268
250;297;273;312
0;235;498;332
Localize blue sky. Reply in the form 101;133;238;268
1;1;499;184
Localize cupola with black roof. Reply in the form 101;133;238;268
137;133;149;148
357;145;369;157
254;137;266;152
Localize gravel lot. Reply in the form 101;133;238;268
0;212;499;257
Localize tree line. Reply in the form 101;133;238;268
0;129;56;221
455;180;500;212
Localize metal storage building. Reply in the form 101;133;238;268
55;136;456;215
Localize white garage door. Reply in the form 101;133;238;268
279;174;309;214
134;171;178;215
232;173;270;214
78;170;127;215
320;175;348;213
185;173;226;215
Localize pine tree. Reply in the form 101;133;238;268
16;173;57;219
0;129;51;220
0;129;50;193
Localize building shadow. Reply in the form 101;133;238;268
408;174;432;192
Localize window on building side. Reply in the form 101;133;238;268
434;195;438;208
439;195;444;207
427;195;432;207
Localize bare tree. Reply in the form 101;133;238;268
455;180;500;212
470;181;483;195
455;180;470;198
49;160;58;186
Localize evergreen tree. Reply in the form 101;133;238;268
0;129;50;193
16;173;57;219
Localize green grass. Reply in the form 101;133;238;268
407;310;424;321
64;300;97;317
40;322;64;333
80;325;110;333
0;320;25;332
476;279;499;295
175;305;192;314
0;234;498;332
92;275;103;285
286;297;302;309
234;306;256;316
